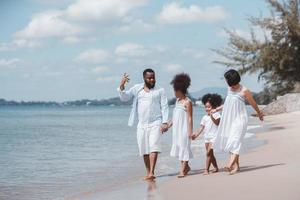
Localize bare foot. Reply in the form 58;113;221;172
184;165;191;175
203;169;209;175
229;167;239;175
211;168;219;173
223;166;231;172
177;173;186;178
143;175;156;180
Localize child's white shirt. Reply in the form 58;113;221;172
200;112;221;141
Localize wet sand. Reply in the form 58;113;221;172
70;117;267;200
159;111;300;200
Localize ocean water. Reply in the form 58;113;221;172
0;105;260;200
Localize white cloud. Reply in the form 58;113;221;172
31;0;75;5
0;43;13;51
118;19;155;33
182;48;205;59
164;64;183;73
44;71;63;77
115;43;147;57
76;49;110;63
14;10;82;39
0;58;20;67
0;38;41;52
157;2;229;24
153;45;168;53
11;10;83;49
62;36;81;44
11;0;149;48
194;53;205;59
96;75;119;82
92;66;110;74
13;39;42;48
65;0;148;22
22;73;31;79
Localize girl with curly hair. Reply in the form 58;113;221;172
192;93;222;175
168;73;193;178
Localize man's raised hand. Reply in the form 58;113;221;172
120;73;130;91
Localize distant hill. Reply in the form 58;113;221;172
64;97;133;106
189;87;227;99
0;86;271;106
0;98;133;107
0;88;227;107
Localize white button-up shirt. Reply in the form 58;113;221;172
117;83;169;127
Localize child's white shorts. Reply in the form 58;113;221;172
136;124;162;156
204;138;215;145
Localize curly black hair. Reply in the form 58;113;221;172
170;73;191;94
201;93;223;108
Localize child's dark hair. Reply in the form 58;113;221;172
201;93;223;108
170;73;191;94
224;69;241;86
143;68;155;77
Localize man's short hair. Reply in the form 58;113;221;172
143;68;155;77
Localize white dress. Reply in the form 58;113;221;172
170;99;193;161
213;87;248;155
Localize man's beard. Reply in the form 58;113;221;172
145;82;155;89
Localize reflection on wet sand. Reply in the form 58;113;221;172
145;180;163;200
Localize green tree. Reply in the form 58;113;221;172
214;0;300;98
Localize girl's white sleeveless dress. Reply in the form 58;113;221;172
170;99;193;161
213;87;248;155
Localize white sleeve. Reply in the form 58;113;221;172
160;88;169;124
117;86;134;102
200;116;206;126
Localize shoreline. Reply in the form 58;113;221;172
69;117;267;200
158;111;300;200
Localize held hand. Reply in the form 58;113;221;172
188;133;193;139
120;73;130;90
191;134;196;140
160;123;169;134
258;111;264;121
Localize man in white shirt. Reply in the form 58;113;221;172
118;68;169;180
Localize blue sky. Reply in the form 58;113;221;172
1;0;271;101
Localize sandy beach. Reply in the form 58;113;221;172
159;111;300;200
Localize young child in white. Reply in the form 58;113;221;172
192;93;222;175
168;73;193;178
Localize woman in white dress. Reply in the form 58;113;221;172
213;69;264;174
168;73;193;178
